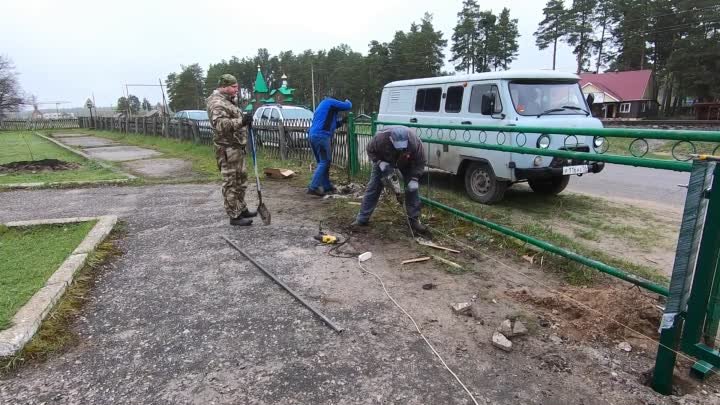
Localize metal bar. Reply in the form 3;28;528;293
222;236;344;333
419;197;670;296
416;137;692;172
652;315;685;395
375;121;720;142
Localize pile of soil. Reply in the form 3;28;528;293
508;285;662;345
0;159;80;173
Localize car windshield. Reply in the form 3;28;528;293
187;111;208;120
509;82;587;116
281;108;313;119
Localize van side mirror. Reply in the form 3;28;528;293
481;94;495;115
586;93;595;106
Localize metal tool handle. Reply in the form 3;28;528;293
248;127;263;200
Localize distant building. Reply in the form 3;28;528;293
579;70;657;119
244;66;296;112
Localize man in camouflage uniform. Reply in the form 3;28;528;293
207;74;256;226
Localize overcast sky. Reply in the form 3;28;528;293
2;0;578;109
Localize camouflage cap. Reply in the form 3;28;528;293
218;74;238;87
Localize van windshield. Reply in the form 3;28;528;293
509;82;587;116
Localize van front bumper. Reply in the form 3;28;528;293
515;161;605;180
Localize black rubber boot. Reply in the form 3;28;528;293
410;219;430;235
306;188;325;197
230;217;253;226
239;209;257;218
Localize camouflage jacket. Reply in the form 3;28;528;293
206;90;247;147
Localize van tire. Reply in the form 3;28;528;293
528;175;570;195
464;162;508;204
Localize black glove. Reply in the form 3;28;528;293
242;112;254;128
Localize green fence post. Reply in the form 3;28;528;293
370;112;378;137
348;112;358;178
682;164;720;351
653;315;685;395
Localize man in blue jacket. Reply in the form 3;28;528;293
307;97;352;196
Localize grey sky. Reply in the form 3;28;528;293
2;0;578;109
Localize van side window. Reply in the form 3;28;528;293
415;88;442;112
270;109;280;121
260;108;269;119
445;86;464;113
469;85;502;114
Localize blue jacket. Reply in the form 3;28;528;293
308;98;352;138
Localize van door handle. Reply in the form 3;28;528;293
409;118;418;123
461;121;472;125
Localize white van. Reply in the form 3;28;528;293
377;70;606;204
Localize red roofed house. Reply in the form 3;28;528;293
579;70;657;119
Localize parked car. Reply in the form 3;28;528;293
253;104;313;122
377;70;605;204
170;110;208;124
253;105;314;148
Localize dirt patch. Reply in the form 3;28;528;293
508;286;662;348
0;159;80;174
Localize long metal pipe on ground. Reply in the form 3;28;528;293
222;236;344;333
419;197;671;297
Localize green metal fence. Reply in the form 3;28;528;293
346;113;720;393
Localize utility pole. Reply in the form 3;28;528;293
311;63;316;111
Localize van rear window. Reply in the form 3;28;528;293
415;88;442;112
445;86;464;113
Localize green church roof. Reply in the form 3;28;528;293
254;66;269;93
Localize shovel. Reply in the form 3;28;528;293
248;127;271;225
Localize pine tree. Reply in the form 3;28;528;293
475;11;497;72
566;0;597;74
534;0;569;70
450;0;480;73
494;8;520;70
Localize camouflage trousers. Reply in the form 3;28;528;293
215;145;248;218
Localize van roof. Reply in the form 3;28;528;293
384;70;579;88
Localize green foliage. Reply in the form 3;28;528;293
534;0;569;70
450;3;520;73
166;64;205;111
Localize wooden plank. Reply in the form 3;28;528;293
416;239;460;253
401;256;431;265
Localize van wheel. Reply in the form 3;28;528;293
528;175;570;195
464;162;508;204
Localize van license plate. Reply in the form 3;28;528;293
562;165;589;175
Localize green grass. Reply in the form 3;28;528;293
0;132;122;185
2;223;125;371
0;221;96;330
55;129;314;184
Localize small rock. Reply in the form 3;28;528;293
700;390;707;395
549;335;563;345
499;319;513;336
182;329;190;335
492;299;498;304
512;321;528;336
538;318;550;328
552;309;559;315
617;342;632;352
611;371;618;378
451;302;472;315
492;331;512;352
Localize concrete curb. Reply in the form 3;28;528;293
35;132;137;180
0;215;118;357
